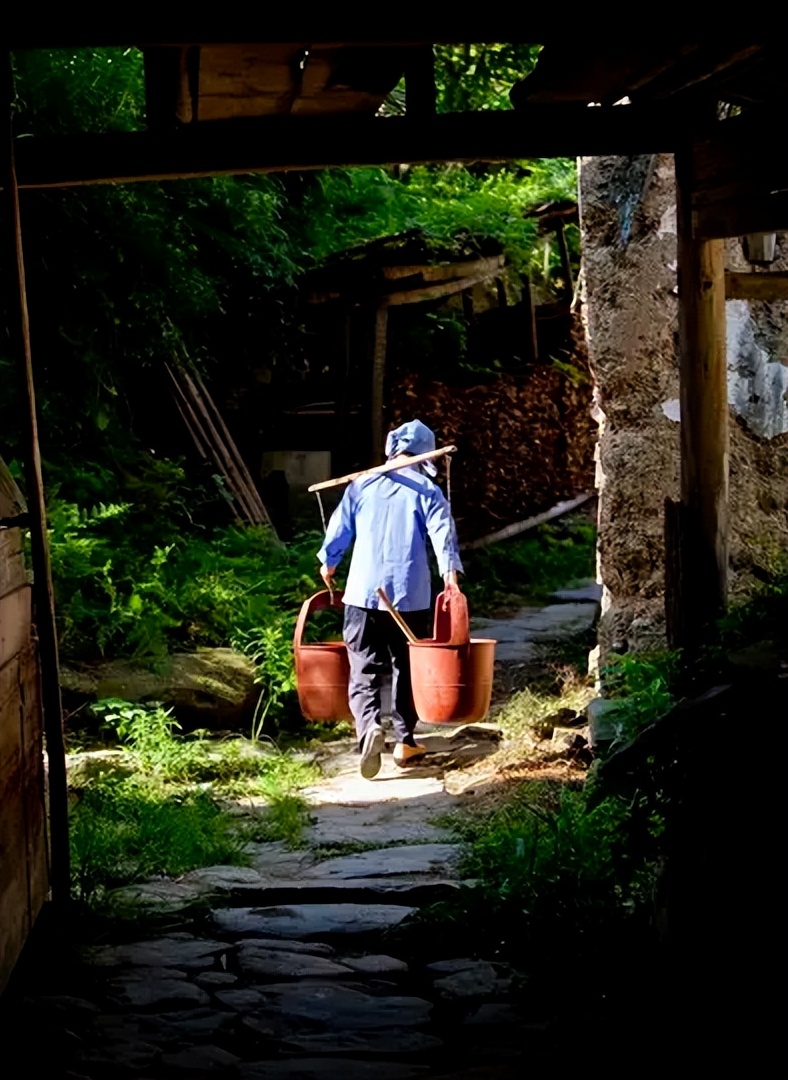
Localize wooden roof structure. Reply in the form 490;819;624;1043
1;32;787;921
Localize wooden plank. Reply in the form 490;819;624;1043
671;144;729;645
0;529;27;597
13;106;695;190
383;266;502;307
0;585;31;668
19;644;48;932
0;654;30;994
381;255;504;283
725;270;788;301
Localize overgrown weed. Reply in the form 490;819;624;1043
462;513;596;616
69;699;320;905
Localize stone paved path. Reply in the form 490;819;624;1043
1;584;600;1079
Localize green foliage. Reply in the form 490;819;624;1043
453;784;649;915
600;651;681;748
308;160;576;281
48;497;322;711
69;774;246;905
91;698;319;790
13;47;145;134
434;44;542;113
462;513;597;615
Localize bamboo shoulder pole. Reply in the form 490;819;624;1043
308;445;457;493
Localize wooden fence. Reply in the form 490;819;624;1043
0;525;49;994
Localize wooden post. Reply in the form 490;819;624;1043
669;143;728;647
554;220;574;299
2;53;70;902
370;304;388;464
405;45;436;117
520;275;538;363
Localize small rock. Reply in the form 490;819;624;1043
284;1030;442;1055
341;955;409;974
303;844;461;881
194;971;238;989
84;937;231;971
425;958;479;974
160;1044;240;1073
237;946;352;980
464;1003;523;1026
80;1040;159;1072
38;995;101;1017
551;726;588;751
66;749;136;787
235;937;335;956
182;865;264;892
107;976;210;1011
213;988;265;1011
431;961;499;999
586;697;622;746
246;983;432;1029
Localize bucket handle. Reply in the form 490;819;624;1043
293;589;344;651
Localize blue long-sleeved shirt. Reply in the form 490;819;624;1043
317;466;463;611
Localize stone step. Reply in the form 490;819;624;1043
212;903;417;939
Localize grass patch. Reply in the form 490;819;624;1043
69;699;321;905
69;775;247;906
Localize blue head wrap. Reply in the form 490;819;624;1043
385;419;437;475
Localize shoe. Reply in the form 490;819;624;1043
393;742;427;767
359;726;385;779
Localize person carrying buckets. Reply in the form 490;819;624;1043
317;419;464;779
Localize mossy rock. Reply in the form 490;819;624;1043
61;648;259;729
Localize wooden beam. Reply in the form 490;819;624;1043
725;270;788;301
382;266;499;307
11;106;696;190
668;144;729;647
2;52;69;902
381;255;504;282
691;110;788;239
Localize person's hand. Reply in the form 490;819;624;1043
320;565;336;590
442;571;461;611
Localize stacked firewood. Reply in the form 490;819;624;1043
387;360;596;541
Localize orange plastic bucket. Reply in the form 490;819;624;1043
409;591;495;724
409;638;496;725
293;590;352;722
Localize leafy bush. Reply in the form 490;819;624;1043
453;784;646;915
92;698;319;790
599;650;681;748
69;774;247;905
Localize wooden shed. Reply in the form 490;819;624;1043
2;31;787;993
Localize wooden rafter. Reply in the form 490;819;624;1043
11;106;698;190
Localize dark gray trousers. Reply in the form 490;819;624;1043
343;605;431;749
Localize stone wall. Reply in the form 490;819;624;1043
579;153;788;656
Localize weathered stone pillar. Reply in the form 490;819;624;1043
580;153;788;661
